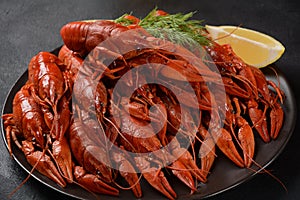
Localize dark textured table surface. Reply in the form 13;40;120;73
0;0;299;200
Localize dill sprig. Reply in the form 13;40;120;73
114;8;211;47
114;13;135;26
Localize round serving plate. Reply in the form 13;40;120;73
1;47;296;199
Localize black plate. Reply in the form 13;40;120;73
1;49;296;199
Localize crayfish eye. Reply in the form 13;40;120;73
96;170;102;176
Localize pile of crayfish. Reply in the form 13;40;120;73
3;9;284;200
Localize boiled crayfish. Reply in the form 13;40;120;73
3;9;284;200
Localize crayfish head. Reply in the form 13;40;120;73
30;127;46;149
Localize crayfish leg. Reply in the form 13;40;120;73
5;126;16;156
2;114;16;155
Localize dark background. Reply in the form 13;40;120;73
0;0;299;200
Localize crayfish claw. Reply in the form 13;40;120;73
52;137;73;183
198;131;216;180
236;117;255;168
135;156;176;199
112;151;142;198
177;150;206;183
170;160;196;193
74;166;119;196
212;128;244;168
22;141;66;187
169;137;206;183
143;168;177;200
270;102;284;140
247;99;270;143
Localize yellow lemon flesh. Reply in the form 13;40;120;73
205;25;285;68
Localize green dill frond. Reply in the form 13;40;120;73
139;8;210;46
114;8;211;47
114;12;135;26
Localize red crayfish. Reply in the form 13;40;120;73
3;9;285;200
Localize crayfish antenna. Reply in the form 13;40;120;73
246;158;287;193
103;116;138;153
212;24;243;42
268;66;285;104
8;143;50;198
229;99;287;192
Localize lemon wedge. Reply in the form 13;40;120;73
205;25;285;68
